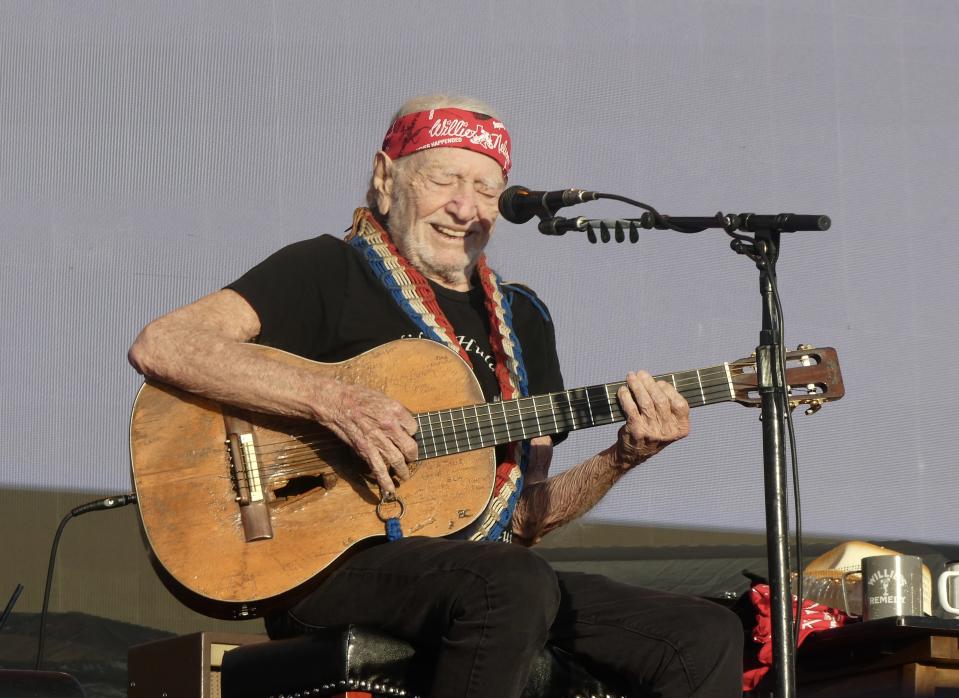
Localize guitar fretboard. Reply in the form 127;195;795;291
414;363;735;460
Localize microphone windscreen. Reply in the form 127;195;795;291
498;185;535;224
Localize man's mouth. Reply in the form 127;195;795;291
432;223;470;239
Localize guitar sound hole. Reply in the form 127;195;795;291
274;473;338;499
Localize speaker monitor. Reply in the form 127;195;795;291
128;632;269;698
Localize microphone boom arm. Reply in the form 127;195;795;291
539;212;830;242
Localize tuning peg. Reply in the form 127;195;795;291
804;400;824;416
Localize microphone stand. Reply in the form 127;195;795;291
540;208;831;698
744;222;796;698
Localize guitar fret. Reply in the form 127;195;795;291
531;395;543;437
472;404;485;448
426;413;440;457
520;397;535;438
571;391;579;428
584;388;595;424
500;401;511;442
425;412;438;459
460;406;471;451
566;388;592;429
547;393;559;434
436;410;450;457
566;389;580;428
515;399;528;439
605;383;625;422
447;409;461;453
695;369;706;407
671;372;696;404
564;392;573;430
552;391;573;432
492;403;504;444
415;414;424;458
485;403;504;446
434;415;442;457
422;412;435;457
587;385;612;425
723;362;735;401
573;388;593;429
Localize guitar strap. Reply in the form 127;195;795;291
345;208;528;542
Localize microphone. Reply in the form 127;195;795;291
498;185;599;224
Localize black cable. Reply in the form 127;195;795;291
0;583;24;632
592;193;731;235
593;193;695;232
35;509;74;670
759;245;804;648
594;192;661;217
35;493;137;670
772;266;804;649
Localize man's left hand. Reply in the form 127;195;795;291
614;370;690;469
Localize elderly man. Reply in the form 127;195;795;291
129;95;742;697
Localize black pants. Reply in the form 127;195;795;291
267;537;743;698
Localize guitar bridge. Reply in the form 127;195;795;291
224;415;274;543
227;433;264;504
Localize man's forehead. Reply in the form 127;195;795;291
408;149;505;184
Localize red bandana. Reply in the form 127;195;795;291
742;583;853;691
381;108;512;175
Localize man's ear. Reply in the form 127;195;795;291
372;151;394;215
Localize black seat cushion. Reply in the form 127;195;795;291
220;625;626;698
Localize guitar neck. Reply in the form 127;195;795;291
414;362;736;460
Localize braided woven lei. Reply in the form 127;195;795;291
345;208;529;542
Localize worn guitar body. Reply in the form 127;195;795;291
130;339;494;619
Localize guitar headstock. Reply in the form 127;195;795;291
730;345;845;414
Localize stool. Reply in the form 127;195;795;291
220;625;627;698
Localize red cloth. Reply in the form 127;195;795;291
381;107;512;175
742;583;852;691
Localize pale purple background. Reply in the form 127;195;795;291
3;1;956;543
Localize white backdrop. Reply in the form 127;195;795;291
3;0;957;543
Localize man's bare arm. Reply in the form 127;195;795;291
128;289;417;496
510;370;690;545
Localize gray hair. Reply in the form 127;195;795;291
365;94;502;214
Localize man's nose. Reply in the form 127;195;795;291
446;185;481;221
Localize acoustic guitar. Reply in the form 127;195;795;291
129;338;843;618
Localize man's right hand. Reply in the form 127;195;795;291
128;289;419;499
316;382;419;499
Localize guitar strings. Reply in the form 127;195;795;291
252;365;743;467
253;362;746;453
252;375;742;482
253;366;738;459
263;384;735;479
258;382;739;483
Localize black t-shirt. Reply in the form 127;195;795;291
226;235;566;433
